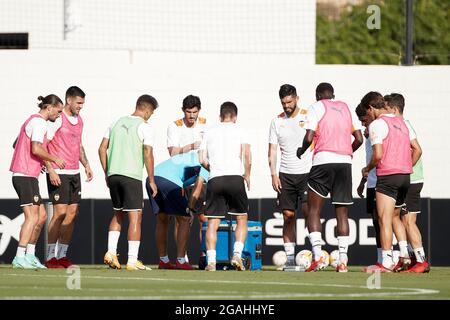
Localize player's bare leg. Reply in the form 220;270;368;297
56;203;79;267
205;218;220;271
46;203;67;266
104;210;123;269
335;205;349;272
231;214;248;271
25;204;47;268
376;192;395;270
282;209;296;267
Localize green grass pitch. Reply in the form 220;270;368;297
1;265;449;300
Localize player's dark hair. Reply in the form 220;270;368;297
37;94;63;109
384;93;405;114
220;101;238;118
136;94;158;110
361;91;385;110
316;82;334;100
65;86;85;100
182;95;201;111
279;84;297;99
355;103;367;117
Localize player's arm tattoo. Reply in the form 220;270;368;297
80;145;90;168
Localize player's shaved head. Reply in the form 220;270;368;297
220;101;238;119
136;94;158;111
316;82;335;100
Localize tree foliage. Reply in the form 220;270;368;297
316;0;450;65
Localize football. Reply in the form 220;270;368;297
296;254;312;269
329;249;339;268
272;250;287;268
296;249;312;266
320;250;330;268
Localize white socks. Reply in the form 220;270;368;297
16;246;26;258
128;241;140;264
382;250;393;269
47;243;57;261
26;244;36;256
160;255;170;263
233;241;244;258
57;244;68;259
398;240;409;258
207;250;216;264
108;231;121;255
414;247;426;263
309;231;323;261
284;242;295;263
337;236;349;264
377;248;382;264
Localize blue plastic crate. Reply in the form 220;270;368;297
201;220;262;270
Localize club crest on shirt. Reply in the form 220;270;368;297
299;120;305;128
33;195;40;203
54;194;60;202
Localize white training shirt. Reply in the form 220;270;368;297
364;138;377;188
167;117;208;153
268;108;312;174
13;115;47;177
104;116;155;147
369;114;416;146
305;100;362;166
47;110;81;175
199;122;249;180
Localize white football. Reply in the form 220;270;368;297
329;249;339;268
320;250;330;268
272;250;287;267
296;255;312;269
296;249;312;266
297;249;312;261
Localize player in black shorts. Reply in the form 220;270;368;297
355;103;382;267
199;102;252;271
268;84;312;270
297;83;363;272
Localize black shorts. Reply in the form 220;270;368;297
277;172;308;211
108;175;143;211
47;173;81;205
402;182;423;214
204;175;248;218
12;176;42;207
376;174;410;208
366;187;376;215
307;163;353;205
147;176;189;216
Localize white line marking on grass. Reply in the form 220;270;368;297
1;273;440;299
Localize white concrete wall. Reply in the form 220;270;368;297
0;49;449;199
